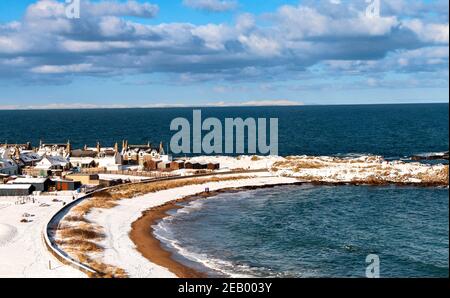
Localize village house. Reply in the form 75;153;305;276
37;140;71;158
65;173;100;186
0;144;42;174
51;178;81;191
170;160;185;170
0;158;19;175
0;142;32;151
0;145;23;174
10;177;51;192
19;151;43;167
157;161;171;170
122;140;170;168
69;142;123;170
0;184;35;196
34;155;71;177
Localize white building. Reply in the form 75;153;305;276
69;142;123;171
35;155;70;171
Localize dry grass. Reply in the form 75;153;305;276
251;155;260;161
63;215;91;223
59;227;105;240
273;160;324;170
56;239;103;252
72;199;118;215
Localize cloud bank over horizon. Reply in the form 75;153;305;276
0;0;448;107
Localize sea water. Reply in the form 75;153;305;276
155;185;449;277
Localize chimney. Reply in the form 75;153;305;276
66;140;71;153
97;141;101;153
15;145;20;160
114;142;119;153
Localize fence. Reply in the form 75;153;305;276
79;168;178;179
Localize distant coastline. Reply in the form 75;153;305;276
0;101;448;111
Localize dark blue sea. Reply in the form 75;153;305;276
1;103;448;277
156;185;449;278
0;103;448;158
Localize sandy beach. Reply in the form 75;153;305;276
130;198;207;278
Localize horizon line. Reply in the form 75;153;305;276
0;101;448;111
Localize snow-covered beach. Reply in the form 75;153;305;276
0;194;85;278
83;173;299;277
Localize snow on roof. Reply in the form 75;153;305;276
20;152;42;162
0;184;33;190
0;159;17;168
47;155;68;163
11;177;48;184
35;156;68;169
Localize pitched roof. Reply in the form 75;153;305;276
71;149;97;158
0;159;17;168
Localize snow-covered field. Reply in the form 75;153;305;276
187;155;448;184
270;155;448;184
188;155;283;170
0;194;85;278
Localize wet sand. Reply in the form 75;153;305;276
129;193;209;278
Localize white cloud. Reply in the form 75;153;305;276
30;63;97;74
83;0;159;18
25;0;158;19
238;34;281;57
183;0;237;12
0;0;447;86
403;19;449;44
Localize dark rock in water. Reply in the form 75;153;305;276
411;151;449;161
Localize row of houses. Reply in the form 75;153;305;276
146;160;220;171
1;141;221;197
0;140;169;176
2;140;224;175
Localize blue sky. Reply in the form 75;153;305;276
0;0;448;109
